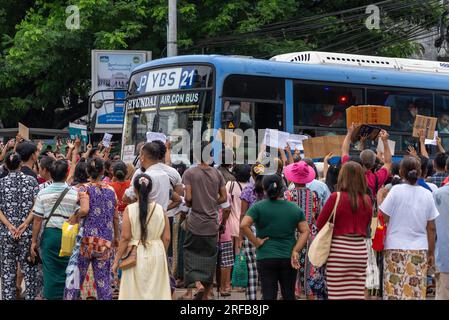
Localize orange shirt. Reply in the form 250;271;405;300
109;180;131;212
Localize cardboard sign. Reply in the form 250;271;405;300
425;131;438;146
351;124;382;144
122;145;136;164
68;123;88;143
102;133;113;148
18;123;30;141
216;129;243;149
146;132;167;144
302;135;346;159
413;115;438;140
377;138;396;156
346;105;391;128
263;129;290;149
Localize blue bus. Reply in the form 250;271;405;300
121;52;449;161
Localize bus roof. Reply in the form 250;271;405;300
133;54;449;91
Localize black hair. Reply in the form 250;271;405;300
419;155;429;178
5;151;21;171
232;164;251;183
86;157;105;180
16;141;37;162
391;162;400;176
87;148;99;159
349;155;363;166
151;140;167;160
73;162;88;185
133;174;153;246
434;152;448;171
325;164;341;193
50;160;69;182
302;158;318;179
400;157;420;185
172;162;187;177
262;174;283;200
446;157;449;171
104;159;113;178
112;161;128;181
141;142;161;161
251;163;264;197
39;155;55;172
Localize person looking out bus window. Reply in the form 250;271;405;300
312;104;344;127
437;112;449;134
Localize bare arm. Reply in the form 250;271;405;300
174;184;184;198
66;138;81;185
437;137;446;153
342;124;355;158
112;208;132;274
161;212;171;251
217;186;227;205
0;209;16;235
167;191;182;211
418;130;429;159
30;216;43;261
291;221;310;269
165;141;172;165
427;220;436;267
278;147;287;166
379;130;392;172
241;215;268;248
184;185;192;207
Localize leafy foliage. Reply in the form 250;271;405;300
0;0;445;128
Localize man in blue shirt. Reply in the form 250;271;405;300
433;170;449;300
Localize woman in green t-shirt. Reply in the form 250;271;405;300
241;174;310;300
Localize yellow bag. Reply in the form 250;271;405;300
59;222;79;257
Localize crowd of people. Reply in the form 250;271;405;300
0;123;448;301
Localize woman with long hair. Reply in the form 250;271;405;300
241;174;310;300
379;156;438;300
284;161;325;300
64;158;119;300
112;174;171;299
239;163;266;300
317;161;373;300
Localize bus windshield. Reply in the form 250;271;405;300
122;65;214;159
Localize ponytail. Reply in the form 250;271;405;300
133;174;153;246
262;174;283;200
406;169;418;185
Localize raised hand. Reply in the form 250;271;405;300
379;129;389;141
407;145;418;158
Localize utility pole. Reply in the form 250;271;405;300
167;0;177;57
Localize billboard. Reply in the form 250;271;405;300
91;50;151;132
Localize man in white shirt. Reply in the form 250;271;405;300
124;142;171;211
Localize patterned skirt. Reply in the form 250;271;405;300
326;235;368;300
383;249;428;300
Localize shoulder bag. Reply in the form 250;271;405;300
308;192;341;268
119;203;157;270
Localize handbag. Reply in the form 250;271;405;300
231;249;248;288
59;221;79;257
118;203;156;270
308;192;341;268
372;212;387;252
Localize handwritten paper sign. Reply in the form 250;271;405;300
102;133;113;148
216;129;243;149
302;135;346;159
425;131;438;146
346;105;391;128
68;123;88;143
18;123;30;141
146;132;167;144
413;115;438;140
122;145;136;164
377;138;396;156
263;129;290;149
351;124;382;144
287;134;309;151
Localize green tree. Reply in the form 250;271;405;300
0;0;445;128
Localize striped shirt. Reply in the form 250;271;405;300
33;182;80;229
